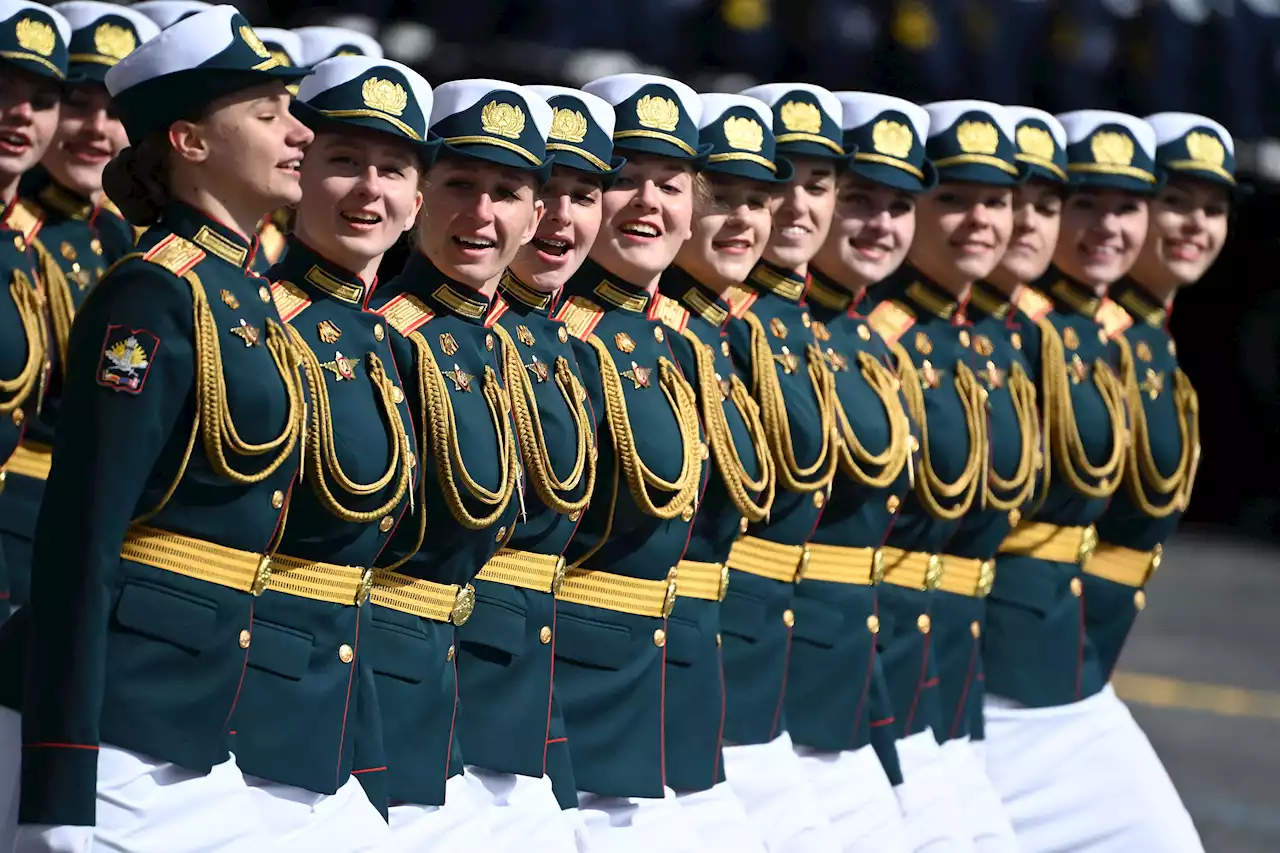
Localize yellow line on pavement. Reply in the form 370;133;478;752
1114;672;1280;720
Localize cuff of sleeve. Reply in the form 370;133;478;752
20;744;99;826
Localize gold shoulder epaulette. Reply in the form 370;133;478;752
142;233;205;278
652;293;689;333
553;294;604;340
375;293;436;336
866;300;916;346
271;280;310;323
1015;286;1053;321
1095;297;1133;341
3;197;44;243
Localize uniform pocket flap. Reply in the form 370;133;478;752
114;581;219;653
661;616;704;666
720;589;767;642
554;610;635;670
246;619;314;680
367;612;439;683
790;597;844;647
457;594;527;658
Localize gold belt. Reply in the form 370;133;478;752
676;559;729;601
476;548;566;595
999;522;1096;566
1086;542;1162;587
4;441;51;481
370;571;476;625
800;543;879;585
121;526;373;605
879;546;943;591
726;536;806;583
556;567;677;618
937;555;995;598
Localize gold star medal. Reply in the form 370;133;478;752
982;360;1006;390
825;349;849;372
525;355;550;383
229;319;260;347
773;346;799;374
1141;368;1164;400
439;333;459;356
443;363;475;392
921;359;942;389
317;320;342;344
322;351;360;381
1069;353;1088;384
621;360;651;389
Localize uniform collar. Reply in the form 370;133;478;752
498;270;553;315
274;238;369;306
20;168;92;221
806;265;859;314
564;258;652;313
894;268;960;320
400;250;494;325
746;260;806;302
661;265;735;329
968;279;1011;320
1110;278;1167;328
1040;268;1101;318
162;201;256;272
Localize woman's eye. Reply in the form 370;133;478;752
445;178;472;191
661;183;683;196
573;193;596;206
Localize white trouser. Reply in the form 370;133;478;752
793;742;912;853
244;772;399;852
463;766;579;852
388;772;497;851
722;731;842;853
895;729;974;853
576;786;705;853
984;685;1203;853
674;781;767;853
939;737;1018;853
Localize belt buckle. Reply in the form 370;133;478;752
924;554;943;591
251;555;273;596
551;556;566;596
717;562;730;601
871;548;885;585
977;560;995;597
1078;525;1098;567
662;567;678;618
357;569;374;606
451;584;476;626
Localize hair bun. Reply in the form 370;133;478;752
102;142;168;227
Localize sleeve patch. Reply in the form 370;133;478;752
96;325;160;394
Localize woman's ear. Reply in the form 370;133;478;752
405;190;424;233
167;120;210;165
520;198;546;246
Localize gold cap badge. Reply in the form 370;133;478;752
481;100;526;140
957;120;999;155
550;107;587;143
1016;125;1055;160
1184;131;1225;168
872;120;913;158
779;100;822;134
363;77;408;116
724;115;763;152
1091;131;1135;166
636;94;680;132
270;49;292;67
94;23;135;60
16;18;55;56
240;25;270;58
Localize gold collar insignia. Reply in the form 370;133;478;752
1049;279;1100;317
305;264;363;304
905;281;957;319
499;270;551;310
805;274;852;312
1118;286;1166;327
432;282;488;320
968;282;1010;319
193;225;248;268
594;279;648;312
748;265;804;301
679;287;729;326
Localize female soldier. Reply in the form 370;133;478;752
12;6;312;850
251;27;305;268
226;55;433;852
859;99;1022;852
548;72;709;852
365;79;546;849
656;91;788;853
0;2;155;620
454;84;620;850
804;91;939;853
981;111;1203;853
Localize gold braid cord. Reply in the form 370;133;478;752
680;328;774;522
985;361;1041;511
585;334;700;520
1113;335;1199;517
493;323;595;515
1035;318;1126;499
32;238;73;376
409;331;518;529
742;311;837;493
889;342;986;520
0;269;46;417
832;351;913;488
285;324;412;522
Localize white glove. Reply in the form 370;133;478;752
13;824;94;853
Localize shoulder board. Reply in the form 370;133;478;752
484;295;509;329
142;234;205;278
271;280;311;323
553;295;604;340
1014;286;1053;322
375;293;436;336
722;282;757;318
866;300;916;346
3;198;44;243
651;293;689;333
258;221;287;266
1095;297;1133;341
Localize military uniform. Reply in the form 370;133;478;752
981;111;1203;853
251;28;306;273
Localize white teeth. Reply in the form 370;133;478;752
621;223;658;237
343;212;380;223
541;239;568;249
782;226;807;236
0;134;26;146
457;236;495;248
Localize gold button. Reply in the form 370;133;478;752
1134;590;1147;611
447;644;455;661
917;614;931;634
716;633;722;647
867;615;880;634
391;386;404;404
721;341;731;356
970;620;981;638
374;324;385;341
496;526;507;543
959;330;971;348
812;491;825;508
909;435;920;453
569;510;581;522
802;313;812;328
782;608;795;628
1097;329;1107;344
739;517;749;534
338;644;354;664
857;325;871;341
539;625;552;644
1070;577;1083;597
259;285;271;303
654;327;665;343
486;334;494;351
698;442;709;460
11;409;23;426
558;327;569;343
681;505;694;522
271;489;284;509
653;628;666;647
378;515;394;532
1008;508;1021;528
238;629;251;649
12;235;24;251
886;495;900;513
